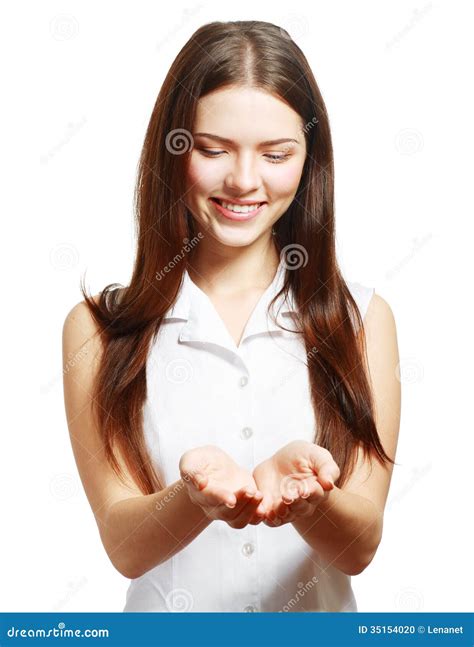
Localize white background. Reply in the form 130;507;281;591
2;0;473;612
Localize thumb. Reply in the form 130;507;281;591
316;464;336;490
309;449;339;490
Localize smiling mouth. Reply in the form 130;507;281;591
209;197;267;221
210;197;267;212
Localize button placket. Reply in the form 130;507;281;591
234;363;260;613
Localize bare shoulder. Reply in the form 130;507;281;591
63;293;101;337
62;294;104;375
365;292;395;321
363;292;397;341
62;287;126;345
62;291;142;576
361;292;399;380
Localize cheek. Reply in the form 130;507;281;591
186;156;218;194
268;162;304;197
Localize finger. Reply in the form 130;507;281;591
222;484;259;510
287;498;307;514
274;498;292;520
316;465;336;490
276;491;318;520
254;491;272;516
264;502;283;526
264;510;296;527
248;509;266;525
226;486;260;514
281;472;312;503
301;478;326;503
273;499;305;524
199;483;237;508
309;451;340;490
251;492;267;521
228;492;264;528
287;497;314;516
263;516;282;527
292;475;320;500
190;477;238;508
247;496;267;525
278;482;325;514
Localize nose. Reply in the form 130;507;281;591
224;152;261;194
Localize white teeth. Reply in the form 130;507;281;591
218;200;262;213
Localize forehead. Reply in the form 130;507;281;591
194;86;305;146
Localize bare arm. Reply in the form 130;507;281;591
292;486;382;575
105;444;269;578
62;298;214;579
103;480;211;579
292;294;401;574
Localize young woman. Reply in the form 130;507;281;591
62;20;400;613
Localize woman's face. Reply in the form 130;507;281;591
184;86;307;248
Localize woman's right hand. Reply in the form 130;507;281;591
179;445;266;529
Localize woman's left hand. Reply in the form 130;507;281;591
252;440;340;527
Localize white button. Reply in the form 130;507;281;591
239;375;248;387
244;605;257;612
240;427;253;440
242;542;254;557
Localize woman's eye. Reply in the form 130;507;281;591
197;148;290;164
265;153;291;164
198;148;225;157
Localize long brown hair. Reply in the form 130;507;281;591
80;20;394;495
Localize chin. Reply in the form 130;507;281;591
209;224;266;247
213;233;259;248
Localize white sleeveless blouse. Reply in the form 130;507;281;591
124;259;374;612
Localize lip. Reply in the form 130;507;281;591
209;198;267;222
212;196;267;206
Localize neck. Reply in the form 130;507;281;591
187;233;280;297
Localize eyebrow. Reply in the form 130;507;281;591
193;132;300;146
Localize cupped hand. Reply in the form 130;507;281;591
179;445;266;529
252;440;340;528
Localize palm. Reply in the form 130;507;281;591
253;440;339;525
179;445;266;528
180;445;257;504
255;455;317;501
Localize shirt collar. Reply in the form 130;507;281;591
162;257;299;351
